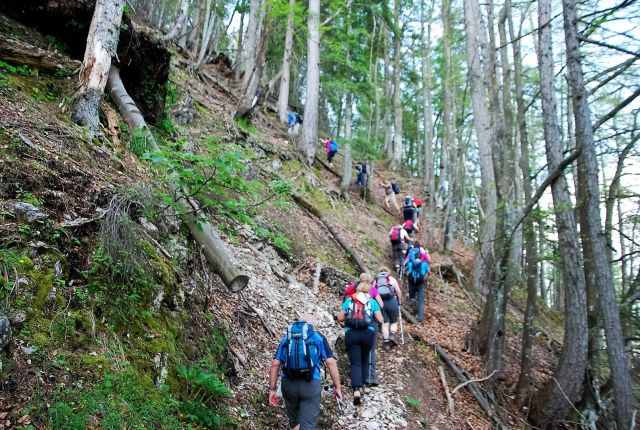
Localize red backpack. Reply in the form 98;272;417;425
345;298;373;329
389;226;402;244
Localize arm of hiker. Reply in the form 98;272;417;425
325;357;343;400
391;278;402;304
374;310;384;324
375;294;384;308
268;359;281;406
337;299;350;322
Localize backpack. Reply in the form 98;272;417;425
281;321;321;380
391;182;400;194
408;261;427;284
345;298;373;329
389;226;402;244
330;140;338;152
403;196;414;209
375;272;395;300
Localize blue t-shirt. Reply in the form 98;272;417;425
274;331;334;380
407;261;429;281
340;297;381;332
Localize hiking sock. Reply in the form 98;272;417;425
381;323;390;340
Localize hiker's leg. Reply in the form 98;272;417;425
281;378;301;429
296;379;322;430
408;281;416;301
345;330;363;388
417;282;425;321
365;323;378;384
381;322;390;340
360;330;375;385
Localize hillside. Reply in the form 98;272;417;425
0;14;565;430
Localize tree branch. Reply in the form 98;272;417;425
593;87;640;131
577;35;640;58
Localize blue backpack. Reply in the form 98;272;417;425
408;261;428;284
391;182;400;194
282;321;321;380
330;140;338;152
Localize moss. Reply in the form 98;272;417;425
73;353;111;375
30;267;56;311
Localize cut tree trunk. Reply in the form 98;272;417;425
0;35;80;74
107;66;249;292
70;0;126;137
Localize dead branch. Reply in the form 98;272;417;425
439;365;455;416
314;156;341;178
0;35;80;74
436;345;509;430
451;370;497;395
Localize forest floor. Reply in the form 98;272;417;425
0;14;564;430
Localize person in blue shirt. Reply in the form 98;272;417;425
337;283;383;405
287;111;302;135
407;256;430;323
354;160;368;187
268;314;342;429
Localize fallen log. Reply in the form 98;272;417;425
0;35;79;74
107;66;249;292
292;192;369;274
400;306;419;324
314;156;341;178
438;365;455;416
435;345;509;430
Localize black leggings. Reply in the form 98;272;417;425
382;297;399;323
345;329;375;388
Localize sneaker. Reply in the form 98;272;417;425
363;385;371;395
383;340;391;351
389;332;398;347
353;389;362;405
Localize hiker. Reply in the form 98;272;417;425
345;273;383;387
354;160;368;187
406;252;430;323
402;219;419;239
337;282;383;405
287;111;302;135
379;179;400;214
402;195;417;222
403;241;431;267
389;224;412;272
373;269;402;351
323;138;339;167
269;314;343;429
414;196;423;227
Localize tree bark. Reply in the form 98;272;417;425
0;35;80;74
234;7;245;80
383;29;393;162
340;92;353;199
529;0;589;425
241;0;260;89
107;66;249;292
302;0;320;165
389;0;403;171
562;1;635;427
162;0;191;41
277;0;296;123
70;0;126;137
193;0;214;68
421;0;435;199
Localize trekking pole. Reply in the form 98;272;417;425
399;304;405;345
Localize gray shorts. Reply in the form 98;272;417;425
281;378;322;429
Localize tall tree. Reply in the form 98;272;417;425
162;0;191;41
277;0;296;123
302;0;320;165
562;0;635;427
70;0;126;137
421;0;435;199
529;0;589;424
389;0;403;171
241;0;260;88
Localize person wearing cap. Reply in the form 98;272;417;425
402;219;418;239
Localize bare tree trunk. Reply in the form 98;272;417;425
234;5;245;80
194;0;214;68
529;0;588;425
383;29;393;162
277;0;295;122
302;0;320;165
421;0;435;199
187;1;201;57
464;0;497;296
70;0;126;137
163;0;191;41
562;1;635;427
107;66;249;293
340;93;353;198
389;0;403;171
241;0;260;89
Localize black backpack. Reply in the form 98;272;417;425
403;196;414;209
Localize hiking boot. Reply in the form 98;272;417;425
353;389;362;405
383;340;391;351
389;332;398;347
363;385;371;395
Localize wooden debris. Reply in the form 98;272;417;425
439;365;455;416
0;35;79;74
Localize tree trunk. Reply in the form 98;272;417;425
194;0;214;68
107;66;249;293
302;0;320;165
383;29;393;162
241;0;260;89
421;0;435;199
464;0;497;296
163;0;191;41
340;92;353;199
562;1;635;427
529;0;588;425
234;7;245;80
389;0;403;171
277;0;295;123
70;0;126;137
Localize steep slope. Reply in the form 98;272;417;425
0;16;562;430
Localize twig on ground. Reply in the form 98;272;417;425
451;370;497;395
439;365;455;416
